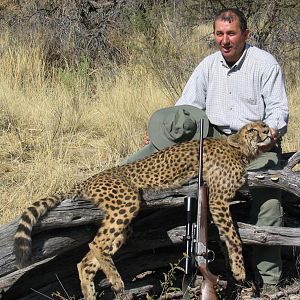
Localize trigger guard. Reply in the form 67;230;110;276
207;249;215;263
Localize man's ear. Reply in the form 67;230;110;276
244;29;250;40
227;134;241;148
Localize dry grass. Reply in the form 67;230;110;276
0;27;299;224
282;73;300;153
0;33;173;223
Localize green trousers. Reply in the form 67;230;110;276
122;112;282;285
246;154;283;285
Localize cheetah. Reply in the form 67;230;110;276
14;121;272;300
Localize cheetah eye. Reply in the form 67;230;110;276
249;128;257;133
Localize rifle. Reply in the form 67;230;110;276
183;119;224;299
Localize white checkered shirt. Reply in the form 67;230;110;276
176;44;289;135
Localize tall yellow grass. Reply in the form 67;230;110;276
0;33;172;223
282;74;300;152
0;29;299;224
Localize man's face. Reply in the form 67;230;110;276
214;18;249;63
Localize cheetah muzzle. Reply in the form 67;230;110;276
14;121;272;299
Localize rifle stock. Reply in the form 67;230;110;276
196;184;220;300
199;264;219;300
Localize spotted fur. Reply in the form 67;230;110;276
14;121;271;299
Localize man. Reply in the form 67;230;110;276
123;8;288;291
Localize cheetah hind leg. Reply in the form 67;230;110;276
79;206;139;299
110;225;133;256
77;228;133;300
78;182;140;299
107;226;135;300
77;251;100;300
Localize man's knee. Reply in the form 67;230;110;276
121;143;159;165
250;189;283;226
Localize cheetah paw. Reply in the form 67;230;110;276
233;270;246;282
114;290;134;300
231;263;246;282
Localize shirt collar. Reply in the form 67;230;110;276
219;43;251;69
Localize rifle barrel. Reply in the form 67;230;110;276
195;119;208;259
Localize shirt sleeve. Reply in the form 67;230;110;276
175;63;207;109
262;64;289;136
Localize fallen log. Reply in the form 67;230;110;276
247;151;300;197
1;207;300;294
0;151;299;299
0;199;104;278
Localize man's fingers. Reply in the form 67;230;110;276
144;135;150;145
270;128;278;141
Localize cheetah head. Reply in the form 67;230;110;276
227;121;272;157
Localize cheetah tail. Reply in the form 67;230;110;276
14;194;65;269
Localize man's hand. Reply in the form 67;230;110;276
270;128;278;142
144;134;150;145
260;127;278;152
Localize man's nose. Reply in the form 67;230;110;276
222;34;230;44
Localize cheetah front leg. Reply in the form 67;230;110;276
209;191;246;282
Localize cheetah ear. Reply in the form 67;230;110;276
227;134;241;148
